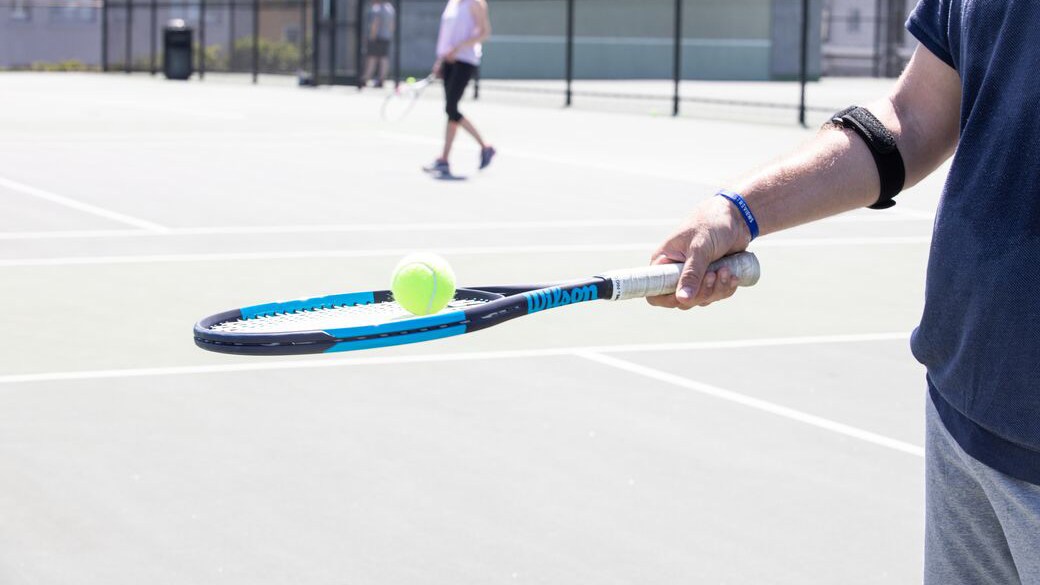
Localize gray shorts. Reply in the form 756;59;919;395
367;38;390;58
926;393;1040;584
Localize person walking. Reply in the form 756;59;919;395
361;0;395;88
422;0;495;178
647;2;1040;583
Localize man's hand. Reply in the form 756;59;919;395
646;195;751;310
431;59;443;78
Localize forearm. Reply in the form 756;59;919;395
732;49;959;238
731;117;882;237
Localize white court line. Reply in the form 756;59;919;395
757;236;931;247
0;213;931;241
575;350;924;458
0;236;932;267
491;35;771;49
0;332;907;385
0;243;650;267
93;99;247;121
380;131;727;186
1;332;920;456
9;92;247;122
0;219;675;241
886;206;936;220
0;175;167;232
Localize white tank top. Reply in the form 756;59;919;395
436;0;482;66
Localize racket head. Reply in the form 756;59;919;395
194;288;503;356
380;75;433;122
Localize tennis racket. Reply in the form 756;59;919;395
194;253;761;356
381;75;435;122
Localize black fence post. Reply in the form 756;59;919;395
299;0;307;73
356;0;363;88
252;0;260;83
125;0;132;73
672;0;681;116
328;0;336;83
150;0;157;74
101;0;109;71
565;0;573;107
229;0;236;70
872;0;882;77
200;0;207;78
393;0;401;87
312;0;320;82
798;0;809;126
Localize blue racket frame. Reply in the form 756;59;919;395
194;279;610;356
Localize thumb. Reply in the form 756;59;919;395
675;251;710;308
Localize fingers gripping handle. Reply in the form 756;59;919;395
597;252;761;301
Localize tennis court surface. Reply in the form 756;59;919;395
0;72;945;584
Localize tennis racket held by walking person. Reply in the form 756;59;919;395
381;75;436;122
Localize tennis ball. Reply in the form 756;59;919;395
406;76;416;83
391;253;457;316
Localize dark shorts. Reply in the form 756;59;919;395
367;39;390;58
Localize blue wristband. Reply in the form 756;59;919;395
716;190;759;241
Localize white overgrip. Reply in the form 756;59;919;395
596;252;761;301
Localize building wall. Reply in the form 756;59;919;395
821;0;916;76
0;2;101;67
770;0;823;80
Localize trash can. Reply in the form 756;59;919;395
163;19;193;80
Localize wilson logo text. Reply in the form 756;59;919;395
525;285;598;313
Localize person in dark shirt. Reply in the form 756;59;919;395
648;1;1040;582
361;0;395;88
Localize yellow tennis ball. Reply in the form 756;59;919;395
391;253;457;316
406;76;416;83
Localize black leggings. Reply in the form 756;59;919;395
442;61;476;122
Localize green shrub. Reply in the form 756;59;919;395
27;60;97;72
231;37;301;73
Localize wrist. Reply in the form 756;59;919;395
715;189;759;243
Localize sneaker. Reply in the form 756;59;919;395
423;159;450;176
479;146;496;170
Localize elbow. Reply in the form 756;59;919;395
871;89;956;190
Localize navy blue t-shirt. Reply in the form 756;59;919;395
907;0;1040;484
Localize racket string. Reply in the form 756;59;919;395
209;298;489;334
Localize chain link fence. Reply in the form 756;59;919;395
2;0;917;121
100;0;311;77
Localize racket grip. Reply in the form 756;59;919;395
597;252;761;301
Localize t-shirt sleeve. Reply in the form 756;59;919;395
906;0;957;70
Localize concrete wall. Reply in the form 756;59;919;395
397;0;818;81
0;4;101;67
